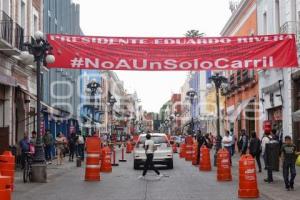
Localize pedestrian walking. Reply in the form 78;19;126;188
68;132;76;162
55;132;66;165
222;130;233;165
19;134;30;169
238;129;248;155
43;130;54;164
262;131;273;183
138;133;163;180
249;131;262;172
280;136;300;191
196;130;205;165
77;131;85;161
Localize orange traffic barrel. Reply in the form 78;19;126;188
217;149;232;181
179;143;186;158
185;144;193;161
0;151;15;190
0;175;11;200
238;154;259;198
192;143;198;165
100;147;112;173
126;141;132;153
85;151;100;181
199;146;211;171
86;137;101;153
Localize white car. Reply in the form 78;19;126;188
133;133;173;169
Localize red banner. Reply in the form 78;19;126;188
47;34;298;71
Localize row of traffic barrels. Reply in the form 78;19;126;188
85;137;113;181
179;137;259;199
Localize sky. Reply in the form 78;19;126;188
76;0;232;112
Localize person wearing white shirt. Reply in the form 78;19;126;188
222;130;233;165
139;133;163;180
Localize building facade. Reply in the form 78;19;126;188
221;0;259;138
257;0;300;148
42;0;82;138
0;0;43;152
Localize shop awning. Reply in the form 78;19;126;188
227;97;255;122
20;88;61;116
292;110;300;122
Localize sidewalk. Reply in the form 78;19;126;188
230;154;300;200
14;157;79;184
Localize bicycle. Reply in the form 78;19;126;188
23;152;33;183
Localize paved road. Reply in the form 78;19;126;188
13;151;299;200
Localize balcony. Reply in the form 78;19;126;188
0;10;24;55
280;21;300;50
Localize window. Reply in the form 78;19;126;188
263;12;268;34
2;0;10;16
275;0;280;33
20;1;26;28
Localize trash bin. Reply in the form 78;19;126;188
265;141;280;171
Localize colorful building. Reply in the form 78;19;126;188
221;0;259;138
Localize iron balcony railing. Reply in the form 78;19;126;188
0;10;24;51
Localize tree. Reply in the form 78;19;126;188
185;30;205;38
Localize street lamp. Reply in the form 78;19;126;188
87;79;101;134
21;31;55;182
209;73;228;166
108;96;117;137
186;88;197;135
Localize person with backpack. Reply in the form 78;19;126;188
261;131;274;183
238;129;248;155
249;131;262;172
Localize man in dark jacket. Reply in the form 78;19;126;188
249;131;262;172
238;129;248;155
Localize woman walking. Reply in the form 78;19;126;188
56;132;66;165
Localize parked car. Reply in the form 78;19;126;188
133;133;173;169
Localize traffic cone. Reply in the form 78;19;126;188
199;146;211;171
179;143;186;158
100;147;112;173
238;154;259;198
192;143;198;165
217;149;232;181
119;144;127;162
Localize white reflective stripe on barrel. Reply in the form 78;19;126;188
86;165;100;169
87;154;99;158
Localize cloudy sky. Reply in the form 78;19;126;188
76;0;232;112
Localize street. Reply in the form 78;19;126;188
13;151;300;200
